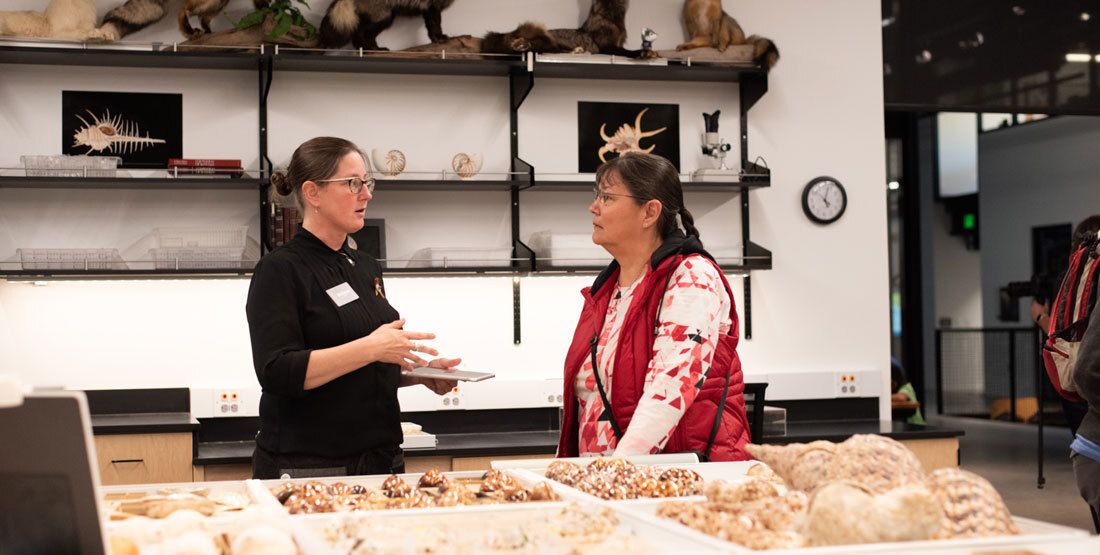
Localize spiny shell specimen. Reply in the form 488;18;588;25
746;434;927;493
451;152;483;180
927;467;1020;538
72;110;165;154
801;482;944;546
371;148;405;177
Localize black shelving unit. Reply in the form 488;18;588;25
1;43;772;336
0;176;264;191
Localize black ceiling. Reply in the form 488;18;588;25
883;0;1100;114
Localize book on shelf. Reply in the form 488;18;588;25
166;167;246;178
167;158;243;168
283;207;298;244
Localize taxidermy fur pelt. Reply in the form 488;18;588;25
319;0;455;50
677;0;778;69
95;0;269;41
481;0;641;57
0;0;105;40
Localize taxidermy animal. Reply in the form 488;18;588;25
0;0;106;40
677;0;779;69
319;0;455;50
96;0;270;41
179;0;230;40
481;0;643;57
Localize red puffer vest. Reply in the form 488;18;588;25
557;233;752;461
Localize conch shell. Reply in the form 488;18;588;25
371;148;406;177
451;152;483;180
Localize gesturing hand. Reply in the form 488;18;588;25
364;318;439;371
414;357;463;395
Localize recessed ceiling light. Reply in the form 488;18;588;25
1081;12;1091;21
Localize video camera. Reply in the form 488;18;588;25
999;274;1056;322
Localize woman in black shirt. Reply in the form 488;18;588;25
246;136;458;479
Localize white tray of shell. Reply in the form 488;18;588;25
104;499;311;555
489;452;700;471
101;479;259;522
304;502;725;554
621;497;1088;554
254;469;568;517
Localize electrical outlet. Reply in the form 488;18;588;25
836;373;860;397
215;390;242;415
440;387;465;410
541;389;564;406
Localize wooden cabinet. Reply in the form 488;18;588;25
94;433;193;485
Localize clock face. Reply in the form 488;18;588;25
802;177;847;224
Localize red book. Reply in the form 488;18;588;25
167;167;244;177
168;158;243;168
283;207;298;244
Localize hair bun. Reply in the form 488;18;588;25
270;172;292;197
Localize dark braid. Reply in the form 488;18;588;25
679;207;701;238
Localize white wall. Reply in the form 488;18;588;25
0;1;889;415
936;112;978;198
978;116;1100;327
932;204;983;328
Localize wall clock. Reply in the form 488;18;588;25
802;176;847;224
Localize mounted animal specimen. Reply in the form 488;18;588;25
319;0;455;50
72;110;166;155
0;0;106;40
481;0;646;57
598;108;667;162
677;0;779;69
95;0;271;41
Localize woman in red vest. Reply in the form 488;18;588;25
558;152;752;461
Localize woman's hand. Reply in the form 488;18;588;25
363;318;438;371
413;357;463;395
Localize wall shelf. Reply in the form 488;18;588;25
1;41;772;338
0;45;261;71
0;176;264;191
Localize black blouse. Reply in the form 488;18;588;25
245;227;402;458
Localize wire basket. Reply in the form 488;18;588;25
147;226;248;269
20;155;121;177
18;248;126;270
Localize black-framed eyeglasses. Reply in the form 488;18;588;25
316;176;376;194
592;186;640;205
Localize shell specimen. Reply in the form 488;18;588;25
801;482;944;546
72;110;165;154
371;148;406;177
927;467;1020;538
598;107;667;162
746;434;927;493
451;152;483;180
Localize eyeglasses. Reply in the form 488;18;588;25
592;186;640;205
315;176;376;194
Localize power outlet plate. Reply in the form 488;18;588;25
541;388;564;406
440;388;465;410
836;373;861;397
215;390;242;415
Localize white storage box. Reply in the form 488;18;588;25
528;230;611;266
17;248;126;270
147;226;248;270
21;155;121;177
405;246;512;268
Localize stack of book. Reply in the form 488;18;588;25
167;158;245;178
269;204;300;248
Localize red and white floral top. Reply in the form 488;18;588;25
574;255;733;456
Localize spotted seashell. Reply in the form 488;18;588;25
371;148;406;177
451;152;483;180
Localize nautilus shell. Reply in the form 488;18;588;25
371;148;406;177
451;152;483;180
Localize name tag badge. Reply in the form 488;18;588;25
325;282;359;307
